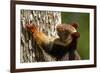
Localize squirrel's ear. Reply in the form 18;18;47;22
71;22;79;29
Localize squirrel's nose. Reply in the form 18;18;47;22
25;24;33;29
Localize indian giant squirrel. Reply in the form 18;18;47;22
26;23;81;61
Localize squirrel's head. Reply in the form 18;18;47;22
26;23;38;34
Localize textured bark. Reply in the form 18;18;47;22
20;10;61;62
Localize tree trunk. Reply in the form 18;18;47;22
20;10;61;62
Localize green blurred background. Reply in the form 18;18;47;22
61;12;90;60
